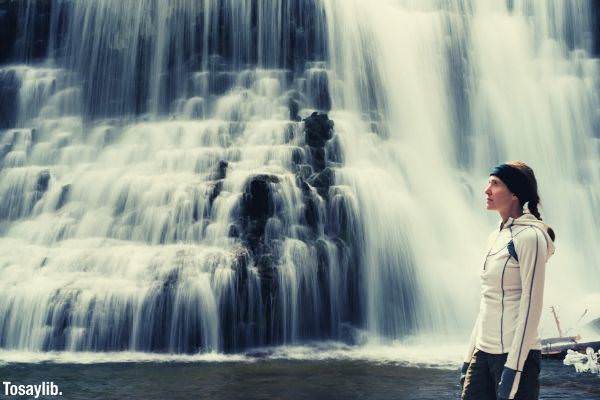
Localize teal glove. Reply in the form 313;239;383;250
497;366;517;400
459;362;469;387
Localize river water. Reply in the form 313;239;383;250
1;350;598;399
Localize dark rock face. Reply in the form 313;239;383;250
301;112;336;203
219;246;268;352
215;160;228;179
35;169;51;192
0;2;18;64
303;195;320;233
283;123;295;143
304;111;334;148
231;174;284;347
289;98;301;121
0;69;19;129
203;160;229;219
303;112;334;175
9;0;52;62
242;175;278;220
294;113;338;239
228;224;240;238
206;180;223;213
326;134;344;164
296;163;312;180
237;174;281;255
307;69;331;111
307;167;334;197
308;146;326;172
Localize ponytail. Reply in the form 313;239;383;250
506;161;556;242
527;196;555;242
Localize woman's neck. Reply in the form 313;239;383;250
499;206;523;225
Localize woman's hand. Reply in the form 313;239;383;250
460;362;469;387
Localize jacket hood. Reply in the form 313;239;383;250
504;212;556;259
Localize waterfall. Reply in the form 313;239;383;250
322;0;600;338
0;0;598;354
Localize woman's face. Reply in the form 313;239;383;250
484;175;516;212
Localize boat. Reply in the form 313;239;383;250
541;307;600;359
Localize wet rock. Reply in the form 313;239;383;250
242;175;278;220
291;146;304;165
308;146;326;172
326;135;344;164
244;349;274;358
304;111;334;148
35;169;51;192
283;123;295;143
297;177;311;194
307;167;334;189
256;253;274;274
315;239;332;295
264;217;283;242
306;69;331;111
0;2;18;64
296;164;313;180
308;167;334;198
305;167;334;202
30;128;40;144
304;196;320;232
231;245;251;286
206;180;223;212
162;268;180;290
0;69;19;129
56;184;71;210
237;174;280;251
228;224;240;238
288;98;301;121
211;160;228;180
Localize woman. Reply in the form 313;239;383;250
460;161;556;400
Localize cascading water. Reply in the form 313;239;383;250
0;0;598;357
0;0;357;354
322;0;600;340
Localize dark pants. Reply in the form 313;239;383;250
461;349;541;400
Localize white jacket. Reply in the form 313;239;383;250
464;212;555;399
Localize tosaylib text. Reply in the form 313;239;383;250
3;381;62;398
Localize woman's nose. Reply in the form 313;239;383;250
484;185;491;195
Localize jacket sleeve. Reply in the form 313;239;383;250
498;227;547;399
463;311;480;364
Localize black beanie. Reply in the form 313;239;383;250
490;164;533;205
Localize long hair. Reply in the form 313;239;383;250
506;160;556;241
